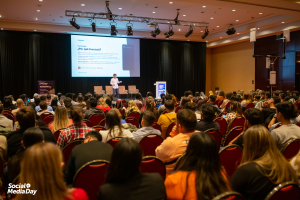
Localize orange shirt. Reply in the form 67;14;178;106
216;96;225;105
48;119;73;132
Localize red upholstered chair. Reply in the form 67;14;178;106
4;113;14;125
53;128;66;142
140;156;166;180
195;100;200;104
43;115;54;126
139;133;163;156
165;121;176;139
62;139;84;169
99;119;106;127
214;117;228;136
93;126;106;131
282;139;300;160
212;191;245;200
265;181;300;200
122;100;127;104
125;117;139;128
106;137;122;148
218;100;224;107
88;114;104;126
154;118;158;123
40;112;54;120
136;104;142;110
225;102;231;111
152;123;162;132
103;109;108;116
205;129;222;149
219;144;243;178
297;122;300;128
245;103;255;109
224;126;244;146
229;116;245;130
274;123;282;129
127;112;141;121
162;110;168;115
119;109;125;117
83;120;93;128
174;104;179;108
73;160;109;200
174;152;186;171
175;106;182;113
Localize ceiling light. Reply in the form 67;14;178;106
236;20;239;21
217;26;219;27
37;10;40;12
34;30;37;31
257;28;260;29
179;29;181;31
110;24;118;36
167;22;170;23
151;26;161;38
81;4;85;6
35;18;38;20
201;31;203;32
259;13;263;14
167;38;169;39
202;28;209;39
126;23;133;36
183;15;186;16
203;6;206;8
164;25;174;38
39;0;43;1
69;17;80;29
91;22;96;32
185;26;193;38
220;37;222;38
152;12;156;13
232;10;236;11
118;8;122;10
169;2;173;4
211;17;214;19
0;15;1;18
188;40;190;41
0;28;3;30
226;24;236;35
206;41;208;42
237;33;240;34
282;22;285;23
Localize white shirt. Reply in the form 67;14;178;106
100;126;134;142
110;78;120;89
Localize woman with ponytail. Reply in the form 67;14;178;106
138;99;157;127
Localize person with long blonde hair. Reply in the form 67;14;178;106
97;97;111;111
231;125;298;200
224;101;242;125
48;106;72;133
16;143;88;200
124;100;141;118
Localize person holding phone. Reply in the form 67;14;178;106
110;74;122;98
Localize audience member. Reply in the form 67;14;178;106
11;98;24;117
261;96;280;126
57;106;94;149
132;111;161;142
37;101;55;116
241;93;253;108
180;97;190;107
66;92;79;105
253;95;261;106
49;106;73;133
84;97;105;120
104;108;126;129
106;98;112;108
66;131;113;185
50;97;59;111
16;143;88;200
100;110;134;142
139;98;157;127
208;95;221;114
231;125;298;200
195;104;220;132
183;102;200;120
97;97;111;111
115;99;123;109
18;94;28;106
157;100;177;138
0;104;13;131
97;138;165;200
3;96;16;110
224;101;243;126
156;109;197;175
124;100;141;118
35;96;53;112
215;90;225;105
220;92;232;112
77;95;86;106
30;93;39;102
165;132;229;199
134;93;142;105
157;94;172;116
46;94;52;105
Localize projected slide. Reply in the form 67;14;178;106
71;35;140;77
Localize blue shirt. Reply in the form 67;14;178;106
35;105;53;112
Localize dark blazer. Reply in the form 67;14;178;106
66;140;113;185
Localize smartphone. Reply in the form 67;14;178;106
27;99;30;102
222;114;226;118
122;44;134;70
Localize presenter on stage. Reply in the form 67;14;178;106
110;74;122;98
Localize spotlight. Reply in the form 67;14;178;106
126;23;133;36
69;17;80;29
185;26;193;38
201;28;209;39
164;26;174;38
110;24;118;36
150;27;161;38
226;24;236;35
151;31;157;38
91;22;96;32
174;9;180;25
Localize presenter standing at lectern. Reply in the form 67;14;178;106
110;74;122;98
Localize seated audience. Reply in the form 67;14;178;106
7;106;55;157
134;93;142;105
290;151;300;183
0;104;13;131
46;94;52;105
279;93;286;102
66;92;79;105
195;104;220;132
49;106;73;133
100;110;134;142
180;97;190;108
224;101;243;126
241;93;253;108
157;94;173;116
7;127;44;184
193;91;201;101
165;132;229;199
261;96;280;126
106;98;112;109
156;109;197;175
16;143;88;200
35;96;53;112
115;99;123;109
11;98;24;117
253;95;261;106
183;102;200;120
84;97;105;120
50;97;59;111
97;97;111;111
200;92;208;100
215;90;225;105
97;138;165;200
30;93;38;102
132;111;161;142
77;94;86;106
104;108;126;129
270;102;300;152
231;125;298;200
157;100;177;138
124;100;141;118
139;98;157;127
220;92;232;112
37;101;55;116
3;96;16;110
208;95;221;114
57;106;94;149
66;131;113;185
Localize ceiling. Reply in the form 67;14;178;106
1;0;300;47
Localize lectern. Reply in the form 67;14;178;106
155;81;166;99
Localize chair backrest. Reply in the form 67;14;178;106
93;125;106;131
40;112;54;120
212;191;245;200
118;85;125;93
4;113;14;124
229;116;245;130
119;109;125;117
225;102;231;111
174;104;179;108
165;121;176;139
205;128;222;149
127;112;141;121
140;156;166;180
128;85;137;93
106;137;123;148
105;86;113;94
195;100;200;104
152;123;162;132
225;126;244;146
88;114;104;126
103;109;109;116
283;138;300;160
174;152;186;171
62;139;84;169
297;122;300;128
246;103;255;109
73;160;109;200
94;86;103;94
136;104;142;110
125;117;139;128
214;117;228;136
53;128;66;142
139;133;163;156
265;181;300;200
219;144;243;178
175;106;182;113
99;119;106;127
83;120;93;128
218;100;224;107
43;115;54;126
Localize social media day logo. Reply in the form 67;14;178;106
7;183;37;195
